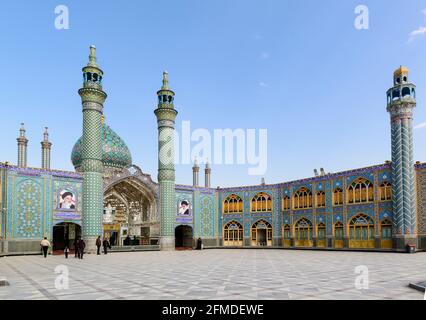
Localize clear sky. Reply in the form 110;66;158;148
1;0;426;187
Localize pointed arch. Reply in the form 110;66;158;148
250;192;272;212
347;177;374;204
223;194;243;214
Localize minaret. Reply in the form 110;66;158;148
78;45;107;252
41;127;52;170
192;157;199;187
17;123;28;167
205;159;211;188
386;66;417;249
154;71;178;250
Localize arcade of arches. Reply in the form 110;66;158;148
223;214;394;249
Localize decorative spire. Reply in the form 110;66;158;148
17;123;28;167
162;71;169;90
193;156;199;168
19;123;26;138
205;158;210;169
87;45;99;68
43;127;49;142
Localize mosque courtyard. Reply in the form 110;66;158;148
0;249;424;300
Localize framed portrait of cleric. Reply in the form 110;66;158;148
57;189;77;211
177;200;192;216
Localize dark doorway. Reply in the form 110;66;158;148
257;229;267;246
175;225;193;250
52;222;81;254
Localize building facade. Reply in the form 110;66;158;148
0;48;425;255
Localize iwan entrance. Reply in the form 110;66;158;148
175;225;193;250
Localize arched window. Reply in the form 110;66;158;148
316;191;326;208
334;221;344;240
282;196;290;211
251;192;272;212
348;213;375;248
379;182;392;201
251;220;273;246
317;222;326;247
333;188;343;206
334;221;344;248
380;218;393;249
294;218;313;247
381;219;392;239
223;194;243;214
402;87;411;97
293;187;313;209
347;178;374;204
283;224;291;247
223;221;243;246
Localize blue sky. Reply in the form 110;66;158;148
1;0;426;187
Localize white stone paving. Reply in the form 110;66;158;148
0;249;424;300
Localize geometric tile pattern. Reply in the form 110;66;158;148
14;179;42;238
390;114;416;235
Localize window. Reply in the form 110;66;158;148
349;213;374;240
283;224;291;239
223;221;243;246
316;191;326;208
333;188;343;206
294;218;313;240
293;187;313;209
251;192;272;212
317;222;326;239
347;178;374;204
379;182;392;201
223;194;243;214
334;221;344;240
381;219;392;239
282;196;290;211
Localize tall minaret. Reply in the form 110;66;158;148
205;159;211;188
192;157;199;187
17;123;28;167
154;71;178;251
41;127;52;170
386;66;417;249
78;45;107;252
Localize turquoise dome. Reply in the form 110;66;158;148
71;124;132;170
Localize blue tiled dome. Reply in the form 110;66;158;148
71;124;132;170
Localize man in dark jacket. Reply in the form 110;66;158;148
96;236;102;255
78;238;86;259
103;238;110;255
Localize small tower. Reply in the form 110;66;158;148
78;45;107;253
17;123;28;167
154;71;178;250
41;127;52;170
205;159;211;188
192;157;199;187
386;66;417;249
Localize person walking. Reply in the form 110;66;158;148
40;237;51;258
64;246;69;259
96;236;102;255
103;238;110;255
78;238;86;259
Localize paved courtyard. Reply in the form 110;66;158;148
0;249;425;300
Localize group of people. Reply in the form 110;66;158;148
40;235;111;258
